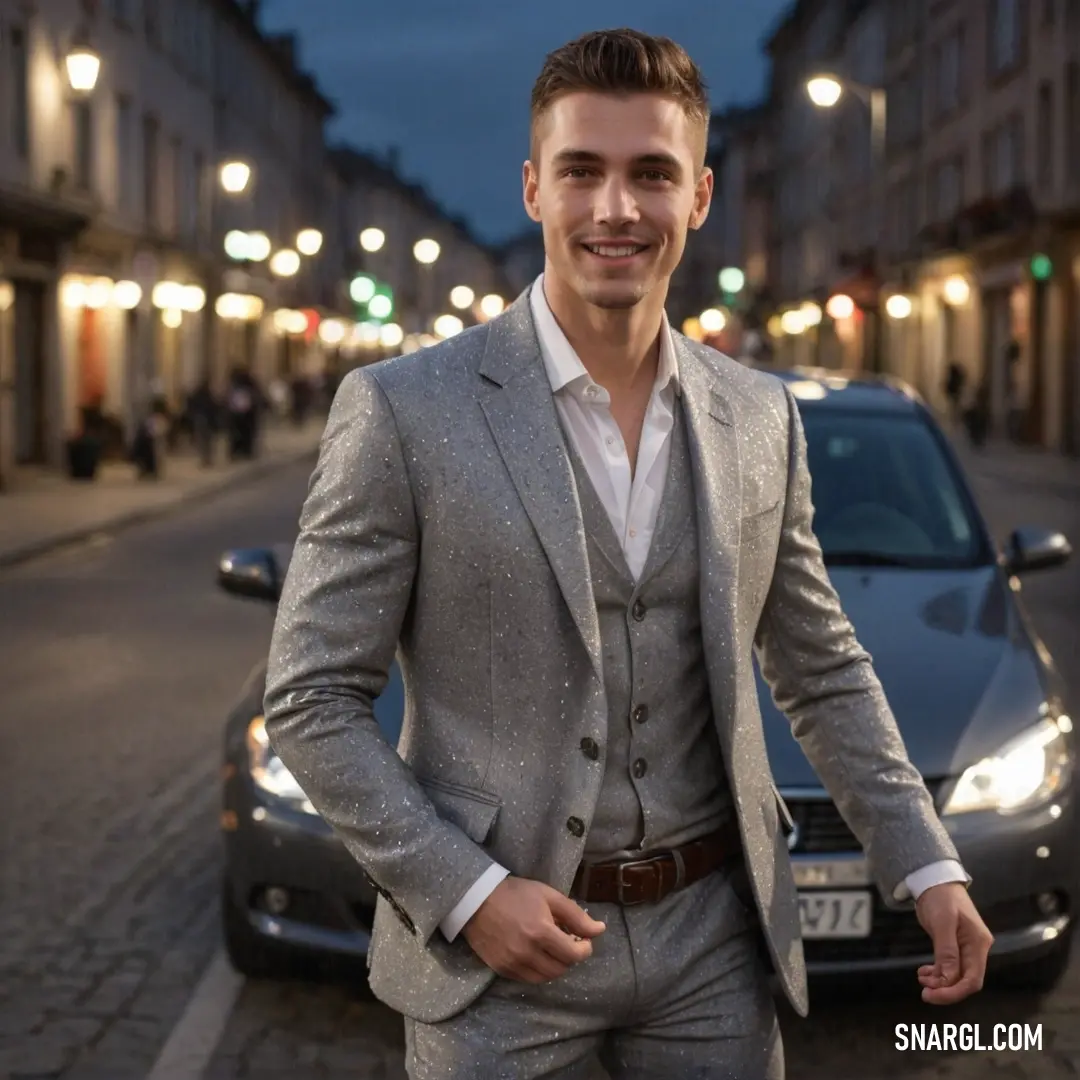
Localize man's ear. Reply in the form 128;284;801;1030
523;160;541;223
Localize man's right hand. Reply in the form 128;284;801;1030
461;877;606;983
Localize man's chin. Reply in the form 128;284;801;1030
576;281;650;311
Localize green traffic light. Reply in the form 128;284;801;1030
1030;253;1052;281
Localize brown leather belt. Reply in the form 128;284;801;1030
569;824;742;906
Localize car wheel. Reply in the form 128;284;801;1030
994;933;1073;995
222;879;296;980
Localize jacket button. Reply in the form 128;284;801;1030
632;758;648;778
566;816;585;837
632;704;648;724
631;599;647;621
580;737;599;760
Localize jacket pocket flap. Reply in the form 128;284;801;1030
418;776;501;844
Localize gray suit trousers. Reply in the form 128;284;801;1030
403;865;784;1080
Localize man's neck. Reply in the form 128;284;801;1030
542;271;665;397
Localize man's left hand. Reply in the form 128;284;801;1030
915;882;994;1004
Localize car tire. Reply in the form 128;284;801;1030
222;879;296;980
994;933;1073;995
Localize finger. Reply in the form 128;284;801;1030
539;929;593;968
510;956;568;984
930;933;962;985
922;973;981;1005
547;893;606;937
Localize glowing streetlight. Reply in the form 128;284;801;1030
162;308;183;329
807;76;843;108
112;281;142;310
413;238;440;264
319;319;347;346
434;314;464;338
85;278;112;309
780;310;807;335
219;161;252;195
269;249;300;277
943;275;970;306
246;232;271;262
380;323;405;348
65;42;101;93
826;293;855;320
450;285;475;310
699;308;726;333
368;293;393;320
152;281;184;310
718;267;745;293
296;229;323;256
360;228;385;253
180;285;206;313
350;274;376;304
800;301;823;327
479;293;505;318
885;294;913;319
224;231;249;260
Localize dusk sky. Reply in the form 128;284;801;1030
260;0;792;245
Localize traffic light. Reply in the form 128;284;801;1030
718;267;745;308
1030;253;1052;281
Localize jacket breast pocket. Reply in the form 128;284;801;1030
417;776;502;845
741;499;782;542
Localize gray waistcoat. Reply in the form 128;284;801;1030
557;396;734;860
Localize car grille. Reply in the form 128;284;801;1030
783;780;945;855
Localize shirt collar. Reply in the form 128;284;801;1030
529;274;681;398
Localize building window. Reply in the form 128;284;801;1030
935;27;964;116
933;157;963;220
1067;62;1080;186
10;24;30;158
73;101;94;190
110;0;131;24
143;114;159;227
989;0;1022;76
170;136;184;237
985;115;1025;195
1036;81;1054;191
116;95;133;207
145;0;160;46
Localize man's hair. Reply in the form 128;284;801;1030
530;29;710;163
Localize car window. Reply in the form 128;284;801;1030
799;410;987;566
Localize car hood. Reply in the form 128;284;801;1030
759;565;1051;786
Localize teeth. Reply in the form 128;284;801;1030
587;245;642;257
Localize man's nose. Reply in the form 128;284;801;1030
594;178;639;226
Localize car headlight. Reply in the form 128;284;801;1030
245;715;318;814
941;714;1073;815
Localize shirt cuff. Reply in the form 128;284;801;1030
439;863;511;943
893;859;971;902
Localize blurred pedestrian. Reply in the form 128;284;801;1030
225;367;262;459
186;378;220;467
261;28;991;1080
944;361;966;425
130;400;169;479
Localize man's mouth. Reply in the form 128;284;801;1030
582;243;649;258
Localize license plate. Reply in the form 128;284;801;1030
798;890;872;938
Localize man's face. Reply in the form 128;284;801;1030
523;92;712;310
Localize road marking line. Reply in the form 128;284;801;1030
146;948;244;1080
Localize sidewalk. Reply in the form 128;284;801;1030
950;434;1080;501
0;418;325;569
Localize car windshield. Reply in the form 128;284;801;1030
799;409;991;568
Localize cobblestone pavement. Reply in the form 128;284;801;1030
0;460;317;1079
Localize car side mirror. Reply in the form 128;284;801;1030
217;547;280;602
1004;528;1072;574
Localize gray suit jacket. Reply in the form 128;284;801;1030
262;291;961;1023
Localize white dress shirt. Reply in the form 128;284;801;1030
438;275;968;943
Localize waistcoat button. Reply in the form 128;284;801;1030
633;758;648;778
631;599;647;621
632;704;649;724
566;816;585;837
580;737;599;760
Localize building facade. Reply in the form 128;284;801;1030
727;0;1080;452
0;0;513;490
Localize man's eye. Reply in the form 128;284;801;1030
641;170;671;182
564;167;591;179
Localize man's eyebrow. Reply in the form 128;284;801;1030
550;149;684;171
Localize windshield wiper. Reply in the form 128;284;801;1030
823;551;923;567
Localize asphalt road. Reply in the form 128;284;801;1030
1;448;1078;1080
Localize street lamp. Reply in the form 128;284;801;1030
219;161;252;195
479;294;505;319
297;229;323;256
806;73;887;163
413;238;440;264
450;285;475;310
360;228;385;253
269;249;300;277
65;35;101;93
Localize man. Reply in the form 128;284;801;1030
263;28;993;1079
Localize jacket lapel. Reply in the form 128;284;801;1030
674;338;744;729
477;294;604;685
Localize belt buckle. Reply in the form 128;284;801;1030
616;853;678;906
